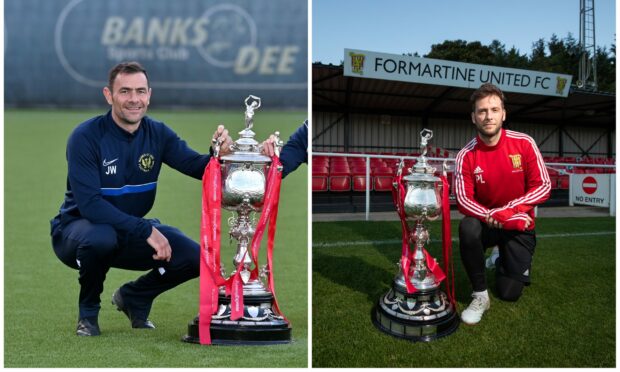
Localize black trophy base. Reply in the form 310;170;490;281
182;316;292;345
182;291;292;345
372;286;459;342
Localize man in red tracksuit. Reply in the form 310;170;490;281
455;83;551;325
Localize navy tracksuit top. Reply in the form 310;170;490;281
279;120;308;178
53;111;211;241
52;112;307;241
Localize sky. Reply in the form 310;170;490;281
312;0;616;65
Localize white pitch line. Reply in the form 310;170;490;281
312;231;615;248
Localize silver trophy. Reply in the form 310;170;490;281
184;95;291;345
372;129;459;342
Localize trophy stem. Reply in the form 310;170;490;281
412;223;428;282
230;211;254;271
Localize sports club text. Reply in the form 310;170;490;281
101;17;299;74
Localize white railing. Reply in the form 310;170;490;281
313;151;616;221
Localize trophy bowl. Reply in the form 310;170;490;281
403;172;443;223
220;154;270;211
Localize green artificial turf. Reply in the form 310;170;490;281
4;109;308;367
312;217;615;368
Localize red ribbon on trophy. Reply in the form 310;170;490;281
391;164;453;303
198;155;284;345
199;156;223;345
439;175;456;307
249;156;286;318
391;168;416;293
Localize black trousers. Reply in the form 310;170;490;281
459;216;536;301
51;217;199;319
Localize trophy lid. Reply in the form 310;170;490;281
220;95;272;164
403;129;440;183
403;171;440;183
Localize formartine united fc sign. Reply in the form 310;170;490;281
344;48;572;97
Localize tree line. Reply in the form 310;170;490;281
420;33;615;92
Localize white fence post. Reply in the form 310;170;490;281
365;156;370;221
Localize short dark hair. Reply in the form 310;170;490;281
470;83;505;112
107;61;149;90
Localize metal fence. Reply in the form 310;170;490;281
312;151;616;220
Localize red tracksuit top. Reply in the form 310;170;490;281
455;129;551;230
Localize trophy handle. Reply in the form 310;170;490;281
273;131;284;157
212;136;221;158
442;159;449;178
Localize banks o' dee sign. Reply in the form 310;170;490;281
344;48;572;97
56;0;305;89
5;0;307;108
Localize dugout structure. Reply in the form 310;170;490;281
313;62;615;158
312;61;615;213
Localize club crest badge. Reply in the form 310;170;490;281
509;154;522;171
349;52;365;75
138;153;155;172
556;76;568;95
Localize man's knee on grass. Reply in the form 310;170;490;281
496;273;524;302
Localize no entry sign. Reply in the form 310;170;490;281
582;176;598;194
570;173;614;211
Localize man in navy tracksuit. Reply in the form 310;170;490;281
50;61;307;337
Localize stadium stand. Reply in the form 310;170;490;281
312;153;616;211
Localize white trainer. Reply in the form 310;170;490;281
485;246;499;269
461;293;490;325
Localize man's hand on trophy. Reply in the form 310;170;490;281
212;125;233;156
260;134;277;157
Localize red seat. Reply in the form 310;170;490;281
558;175;569;189
328;162;351;192
370;160;387;169
312;165;329;192
350;167;371;192
330;157;348;166
352;175;370;191
329;176;351;191
371;167;393;191
384;158;400;168
373;176;393;191
312;165;329;174
549;174;559;189
546;168;559;176
329;164;350;175
373;166;394;175
348;158;366;168
312;177;328;192
312;158;329;167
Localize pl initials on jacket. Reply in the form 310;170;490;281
455;129;551;230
